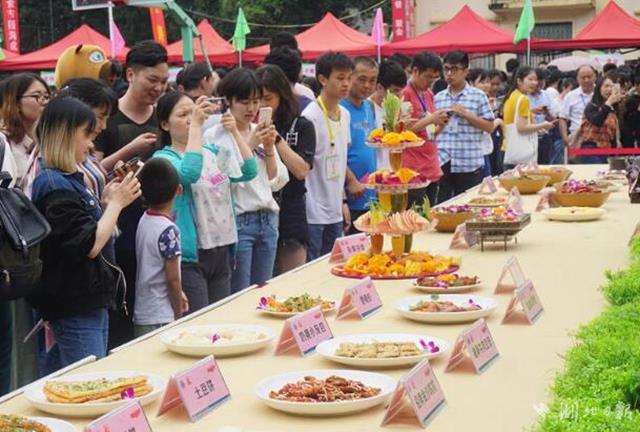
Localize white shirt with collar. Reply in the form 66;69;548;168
560;87;593;135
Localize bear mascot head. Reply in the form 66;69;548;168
54;44;120;88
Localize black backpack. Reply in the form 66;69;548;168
0;138;51;301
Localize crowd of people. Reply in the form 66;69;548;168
0;32;638;395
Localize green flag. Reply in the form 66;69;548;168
0;48;5;62
232;8;251;52
514;0;535;45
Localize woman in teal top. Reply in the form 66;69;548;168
154;91;257;311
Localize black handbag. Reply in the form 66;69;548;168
0;138;51;301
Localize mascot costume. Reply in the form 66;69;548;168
54;44;119;88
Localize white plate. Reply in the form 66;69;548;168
28;417;77;432
316;333;449;368
542;207;606;222
161;324;275;357
258;300;337;318
395;295;497;324
411;278;482;293
256;369;396;416
24;371;166;418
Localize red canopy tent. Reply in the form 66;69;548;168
383;5;529;55
243;12;382;62
0;24;126;71
533;1;640;51
166;19;237;66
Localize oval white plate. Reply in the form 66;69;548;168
395;295;497;324
28;417;77;432
542;207;605;222
258;300;337;318
256;369;396;416
411;279;482;294
316;333;449;368
161;324;275;357
24;371;166;418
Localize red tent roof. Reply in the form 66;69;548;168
0;24;126;71
533;1;640;50
244;12;381;62
383;5;527;55
166;19;237;66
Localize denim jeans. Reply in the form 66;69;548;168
482;155;492;178
50;308;109;369
0;302;11;396
231;211;279;294
550;138;566;165
307;222;343;261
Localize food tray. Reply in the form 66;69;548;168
364;181;431;192
465;213;531;234
365;140;424;150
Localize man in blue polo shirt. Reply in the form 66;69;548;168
435;51;495;203
340;57;379;232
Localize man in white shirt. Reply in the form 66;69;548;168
302;52;353;261
559;65;596;148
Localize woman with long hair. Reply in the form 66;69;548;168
0;73;50;187
578;75;624;163
154;91;257;310
255;65;316;274
204;68;288;293
30;96;140;368
501;67;555;168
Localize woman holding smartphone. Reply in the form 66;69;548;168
155;91;257;310
31;96;140;368
578;76;623;164
255;65;316;274
204;68;288;293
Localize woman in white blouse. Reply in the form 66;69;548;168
204;68;289;293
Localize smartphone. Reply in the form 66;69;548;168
206;97;228;114
446;110;455;117
109;157;144;181
258;106;273;126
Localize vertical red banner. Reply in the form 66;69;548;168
391;0;415;41
391;0;406;41
2;0;20;53
149;7;167;46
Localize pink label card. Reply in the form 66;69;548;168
526;161;539;170
445;319;499;374
275;306;333;356
329;233;370;263
157;356;231;422
86;400;152;432
337;277;383;320
507;187;525;214
503;279;544;324
478;176;498;194
449;223;478;250
535;190;558;212
381;359;446;428
495;255;527;294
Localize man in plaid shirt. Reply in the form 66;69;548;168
435;51;495;203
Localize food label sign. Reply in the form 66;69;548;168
337;277;383;319
275;305;333;356
86;400;152;432
329;233;370;263
157;356;230;422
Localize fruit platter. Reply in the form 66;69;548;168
367;128;423;149
331;251;460;280
362;168;430;192
366;93;423;155
353;209;430;235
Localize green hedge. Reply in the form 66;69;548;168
537;237;640;431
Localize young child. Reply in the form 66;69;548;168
133;158;188;337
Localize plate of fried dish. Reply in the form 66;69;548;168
316;333;449;368
256;370;396;415
256;294;336;318
161;324;275;357
23;371;166;417
0;414;77;432
412;274;481;293
395;295;497;324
